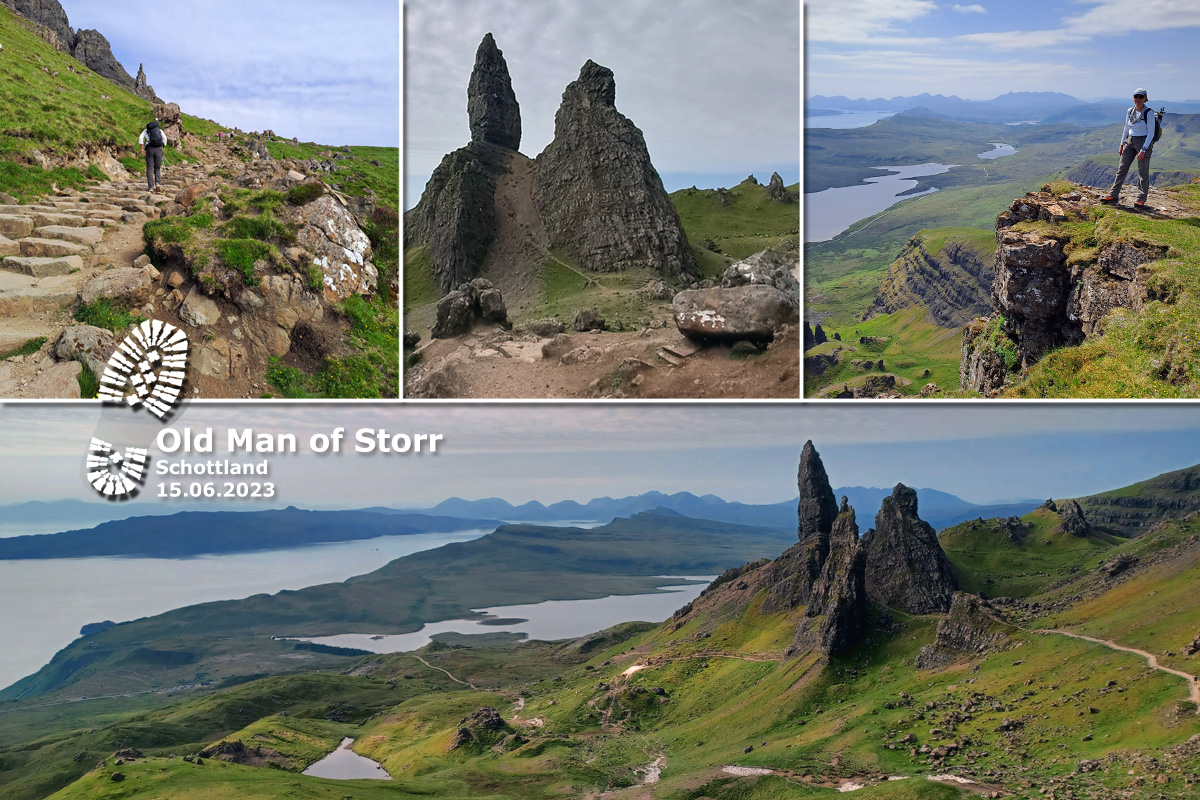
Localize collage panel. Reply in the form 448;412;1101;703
804;1;1200;400
402;0;801;399
3;404;1200;798
0;1;400;400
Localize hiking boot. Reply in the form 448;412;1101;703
1134;200;1147;210
1099;195;1116;203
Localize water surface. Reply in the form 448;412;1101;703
978;143;1016;160
805;163;956;243
302;738;390;780
806;110;898;129
288;577;715;653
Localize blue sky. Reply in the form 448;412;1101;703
405;0;800;207
807;0;1200;101
3;403;1200;509
60;0;398;147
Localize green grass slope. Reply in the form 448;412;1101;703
671;177;800;277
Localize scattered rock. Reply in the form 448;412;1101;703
54;325;115;379
80;267;152;306
179;287;221;327
571;308;606;332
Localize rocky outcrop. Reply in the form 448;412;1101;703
534;60;697;281
1058;499;1091;537
866;233;994;328
863;484;957;615
797;440;838;540
1;0;73;53
721;243;799;298
791;498;868;657
71;29;135;91
672;284;797;345
134;63;161;104
915;592;1017;670
431;278;509;339
152;103;183;149
766;171;794;204
959;185;1170;394
467;33;520;151
283;194;377;303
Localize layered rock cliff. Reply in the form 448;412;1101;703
1074;463;1200;537
865;230;994;328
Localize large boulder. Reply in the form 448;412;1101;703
467;33;521;150
285;195;377;302
54;325;115;379
534;60;697;281
1058;499;1091;537
721;246;799;297
915;592;1017;670
80;268;152;306
152;102;183;148
431;278;509;339
673;285;798;345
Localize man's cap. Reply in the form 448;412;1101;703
1133;88;1148;97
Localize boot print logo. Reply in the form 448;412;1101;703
97;319;188;420
86;438;150;497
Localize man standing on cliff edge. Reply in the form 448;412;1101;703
1101;88;1158;209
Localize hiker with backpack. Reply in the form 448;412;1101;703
138;119;167;192
1101;88;1163;209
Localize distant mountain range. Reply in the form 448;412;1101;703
405;489;1039;532
808;91;1200;127
0;508;502;559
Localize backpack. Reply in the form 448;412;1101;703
146;123;165;148
1134;107;1165;144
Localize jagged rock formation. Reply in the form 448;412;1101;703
408;37;698;302
766;171;794;203
959;185;1175;395
862;484;957;614
865;232;994;328
791;498;867;657
467;33;520;150
1;0;160;100
535;60;697;281
1058;499;1091;537
761;440;837;613
914;592;1017;670
134;63;161;104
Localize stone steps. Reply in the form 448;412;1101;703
18;237;92;262
0;215;35;239
0;254;85;278
0;205;59;215
0;279;81;315
34;225;104;245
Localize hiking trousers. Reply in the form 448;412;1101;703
145;145;163;190
1108;135;1153;203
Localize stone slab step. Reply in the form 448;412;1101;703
19;238;91;260
0;205;59;215
84;218;118;228
28;212;86;228
83;209;123;221
34;225;104;245
0;234;18;258
657;348;684;367
661;336;703;359
75;201;122;212
0;284;79;314
0;215;35;239
1;254;84;277
0;326;54;353
120;211;148;225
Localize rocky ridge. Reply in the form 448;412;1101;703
865;231;994;328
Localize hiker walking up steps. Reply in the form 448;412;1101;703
138;119;167;192
1101;88;1161;209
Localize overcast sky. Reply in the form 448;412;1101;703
807;0;1200;102
4;403;1200;513
405;0;800;205
60;0;398;147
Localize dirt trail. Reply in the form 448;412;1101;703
1034;628;1200;710
478;152;549;314
412;654;479;690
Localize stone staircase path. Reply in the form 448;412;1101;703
0;162;210;396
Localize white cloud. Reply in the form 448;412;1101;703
1065;0;1200;34
951;3;986;13
956;28;1090;51
806;0;937;44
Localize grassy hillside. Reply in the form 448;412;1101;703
36;515;1200;799
0;5;220;195
671;177;800;277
